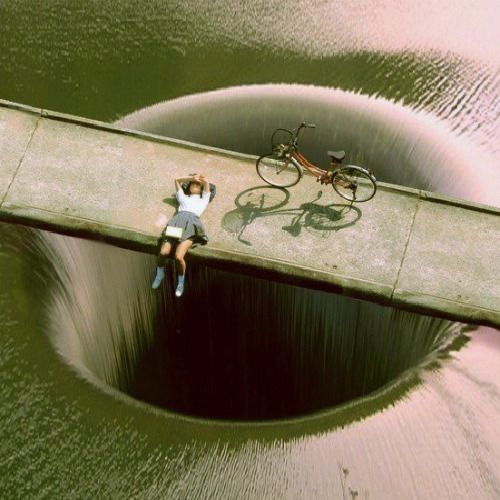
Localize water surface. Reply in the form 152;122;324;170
0;1;499;498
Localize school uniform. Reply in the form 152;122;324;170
163;189;210;245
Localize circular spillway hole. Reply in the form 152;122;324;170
0;216;469;423
39;83;477;421
33;220;465;422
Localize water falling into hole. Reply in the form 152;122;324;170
127;263;461;420
18;223;462;422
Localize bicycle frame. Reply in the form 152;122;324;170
274;122;337;184
291;151;333;181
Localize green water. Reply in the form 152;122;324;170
1;1;499;498
0;1;493;131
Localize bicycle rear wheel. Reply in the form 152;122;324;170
256;153;302;188
332;165;377;202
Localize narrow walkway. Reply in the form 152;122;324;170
1;99;499;327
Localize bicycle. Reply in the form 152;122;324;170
256;122;377;202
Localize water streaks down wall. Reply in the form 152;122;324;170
0;99;499;328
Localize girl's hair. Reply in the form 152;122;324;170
185;181;202;197
181;174;217;202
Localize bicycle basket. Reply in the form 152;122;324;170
271;128;294;149
273;143;291;158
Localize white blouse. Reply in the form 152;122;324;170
176;189;210;217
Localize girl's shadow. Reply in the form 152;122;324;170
162;196;178;209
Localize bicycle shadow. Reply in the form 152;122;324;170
222;186;362;246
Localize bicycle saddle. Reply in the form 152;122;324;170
327;150;345;161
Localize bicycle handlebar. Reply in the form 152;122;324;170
270;122;316;151
293;122;316;143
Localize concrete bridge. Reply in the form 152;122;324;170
1;99;499;328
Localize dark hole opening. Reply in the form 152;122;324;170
127;264;455;421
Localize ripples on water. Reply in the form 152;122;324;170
2;1;499;161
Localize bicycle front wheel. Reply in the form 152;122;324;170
256;153;302;188
332;165;377;202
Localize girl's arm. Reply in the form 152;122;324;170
174;176;195;192
198;174;210;194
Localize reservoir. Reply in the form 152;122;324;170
1;1;499;498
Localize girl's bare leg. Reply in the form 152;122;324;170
152;240;173;289
158;240;172;266
174;239;193;297
174;239;193;276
